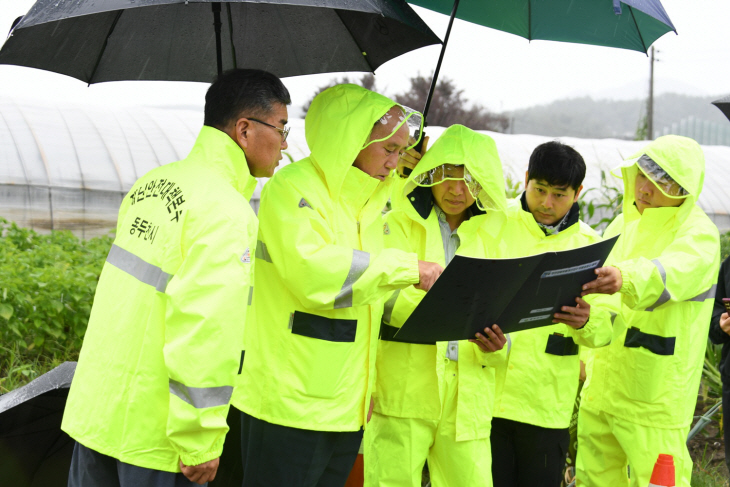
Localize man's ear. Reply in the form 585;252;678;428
574;184;584;202
524;170;529;189
233;118;251;150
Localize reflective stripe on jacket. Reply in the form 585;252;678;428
62;126;259;471
233;84;420;431
583;135;720;429
375;124;508;442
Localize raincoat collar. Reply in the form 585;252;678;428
434;204;472;228
341;166;381;211
194;125;256;199
519;192;580;236
305;84;399;201
402;124;506;224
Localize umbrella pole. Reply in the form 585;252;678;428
422;0;461;124
408;0;460;162
212;3;223;76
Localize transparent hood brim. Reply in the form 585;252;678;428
413;165;491;211
636;154;689;198
615;157;689;200
361;105;424;151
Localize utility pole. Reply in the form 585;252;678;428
648;46;655;140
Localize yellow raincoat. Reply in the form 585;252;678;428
233;84;420;432
577;135;721;487
487;199;612;429
62;127;259;471
365;125;508;487
456;193;612;432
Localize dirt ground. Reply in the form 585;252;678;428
689;397;729;482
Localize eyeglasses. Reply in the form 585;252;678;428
247;118;289;142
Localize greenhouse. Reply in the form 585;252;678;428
2;97;729;237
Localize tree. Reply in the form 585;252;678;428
394;75;510;132
301;74;376;116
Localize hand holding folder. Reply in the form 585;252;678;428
393;236;619;344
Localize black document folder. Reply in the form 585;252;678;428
393;235;619;344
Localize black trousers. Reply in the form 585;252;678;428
68;442;201;487
240;411;363;487
490;417;569;487
722;382;730;470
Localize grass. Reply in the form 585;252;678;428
692;444;728;487
0;342;77;394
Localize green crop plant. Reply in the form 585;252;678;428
0;218;112;386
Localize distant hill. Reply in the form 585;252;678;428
508;93;730;143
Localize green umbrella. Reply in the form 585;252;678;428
410;0;676;147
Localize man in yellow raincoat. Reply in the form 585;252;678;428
62;69;291;486
577;135;721;487
482;141;613;487
364;124;510;487
233;84;442;487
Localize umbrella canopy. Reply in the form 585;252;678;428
0;0;440;83
0;362;76;487
0;362;246;487
712;95;730;123
410;0;676;124
411;0;675;53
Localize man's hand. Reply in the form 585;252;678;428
415;260;443;291
180;458;220;485
581;266;622;296
397;136;429;177
721;312;730;335
554;297;591;329
469;324;507;353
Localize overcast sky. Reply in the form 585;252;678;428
0;0;728;116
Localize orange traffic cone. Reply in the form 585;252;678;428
344;454;364;487
648;454;675;487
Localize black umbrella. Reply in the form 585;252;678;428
0;362;76;487
0;0;440;83
712;95;730;123
0;363;247;486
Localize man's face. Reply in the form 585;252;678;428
524;172;582;226
634;171;684;214
353;107;410;181
236;102;289;178
430;166;475;217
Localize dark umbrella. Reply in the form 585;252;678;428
712;95;730;122
408;0;677;155
0;362;245;487
0;362;76;487
0;0;440;83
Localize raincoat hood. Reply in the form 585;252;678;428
402;124;507;220
305;84;401;199
614;135;704;221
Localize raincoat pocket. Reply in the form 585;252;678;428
621;334;674;404
545;334;579;356
291;311;357;342
288;311;355;399
623;328;676;356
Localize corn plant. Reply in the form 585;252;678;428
578;169;624;234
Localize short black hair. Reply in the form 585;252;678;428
204;69;291;129
527;141;586;191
